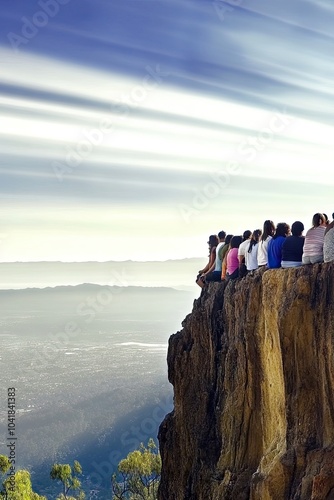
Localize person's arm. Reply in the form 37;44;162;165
221;252;228;280
238;242;247;267
202;247;216;276
199;254;211;274
206;259;216;274
199;260;210;275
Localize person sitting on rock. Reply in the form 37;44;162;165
324;212;334;263
267;223;290;269
257;220;275;267
281;221;305;268
244;229;262;273
225;235;243;280
302;213;327;265
238;230;252;277
196;234;219;288
205;231;226;283
219;234;233;263
221;235;233;281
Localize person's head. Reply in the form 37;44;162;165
291;221;304;237
224;234;233;246
218;230;226;241
252;229;262;242
274;223;290;238
230;235;243;249
207;235;219;250
312;213;327;228
332;212;334;221
323;213;329;225
242;230;252;241
261;220;275;241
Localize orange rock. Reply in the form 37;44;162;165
159;262;334;499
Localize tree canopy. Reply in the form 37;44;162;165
111;439;161;500
0;457;46;500
50;460;85;500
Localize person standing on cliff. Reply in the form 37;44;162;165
302;213;327;264
267;223;290;268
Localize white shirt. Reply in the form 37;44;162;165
257;236;272;266
244;241;259;270
238;239;250;260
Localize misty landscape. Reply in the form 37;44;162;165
0;259;203;290
0;261;200;498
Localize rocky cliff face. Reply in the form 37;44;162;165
158;262;334;499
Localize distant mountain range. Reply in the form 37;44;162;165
0;259;205;290
0;283;198;339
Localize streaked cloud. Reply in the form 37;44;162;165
0;0;333;261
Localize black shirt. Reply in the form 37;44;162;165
282;235;305;262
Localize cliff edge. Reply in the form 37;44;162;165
158;262;334;499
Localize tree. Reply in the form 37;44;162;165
0;456;46;500
50;460;85;500
111;439;161;500
0;456;10;475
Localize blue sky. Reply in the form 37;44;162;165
0;0;333;261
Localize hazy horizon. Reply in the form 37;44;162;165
0;260;204;291
0;257;203;264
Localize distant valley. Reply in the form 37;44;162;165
0;283;196;498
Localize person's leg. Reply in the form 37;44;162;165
228;268;239;280
206;271;221;282
239;263;247;278
302;255;312;265
196;275;205;288
282;261;302;268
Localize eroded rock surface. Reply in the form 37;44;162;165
159;263;334;499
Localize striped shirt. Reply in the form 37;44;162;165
302;226;326;257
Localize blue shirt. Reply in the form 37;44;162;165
267;236;285;268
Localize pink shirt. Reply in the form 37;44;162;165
227;248;239;275
303;226;326;257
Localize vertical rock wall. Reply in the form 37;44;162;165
158;263;334;499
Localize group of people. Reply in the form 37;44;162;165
196;213;334;287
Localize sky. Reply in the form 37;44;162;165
0;0;333;262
